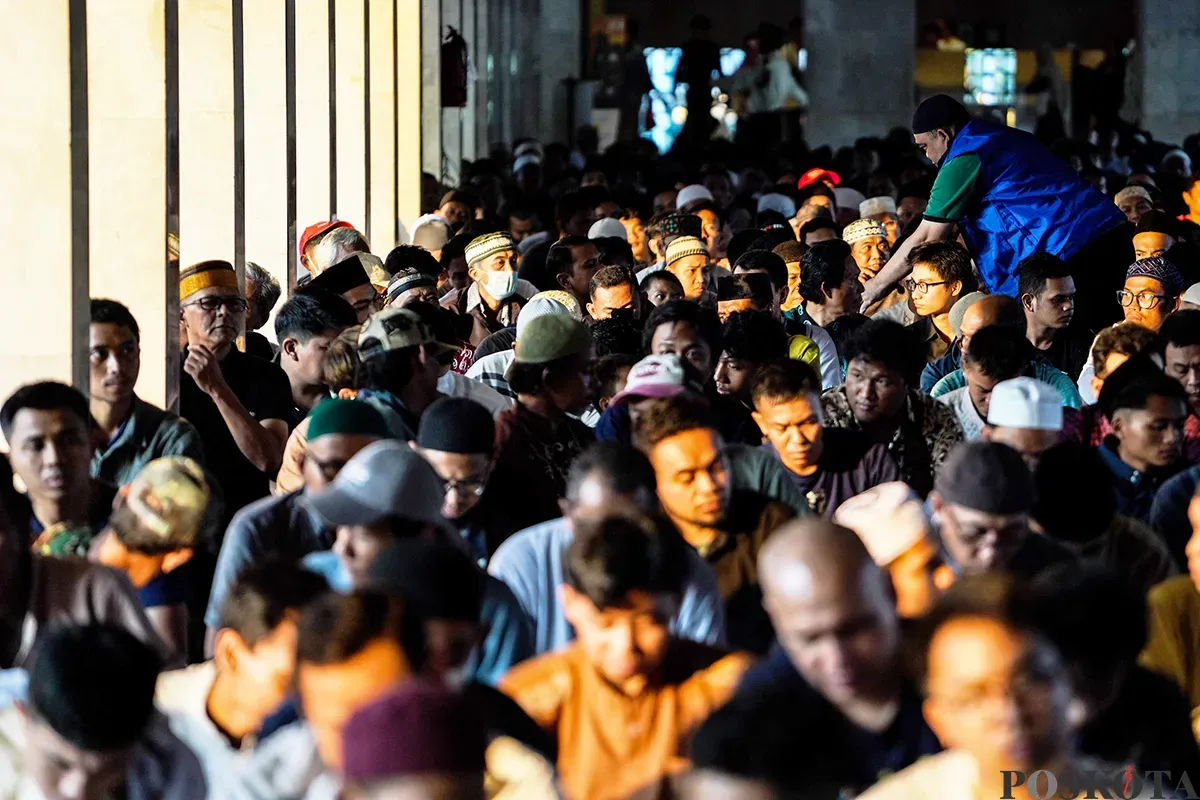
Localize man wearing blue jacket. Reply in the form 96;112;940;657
862;95;1129;331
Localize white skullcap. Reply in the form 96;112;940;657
986;377;1064;431
756;193;796;219
676;184;714;209
860;196;898;218
1184;283;1200;306
834;187;866;214
842;218;887;245
1114;185;1152;206
589;217;628;241
516;292;575;338
513;153;542;173
834;482;930;566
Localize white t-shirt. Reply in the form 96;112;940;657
938;386;985;440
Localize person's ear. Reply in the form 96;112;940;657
1111;410;1125;438
559;584;589;629
282;337;300;362
467;264;483;285
213;628;246;673
556;272;573;292
598;396;611;412
1020;292;1035;313
949;280;962;297
1090;375;1105;401
1171;296;1182;314
161;548;194;575
751;410;767;436
586;301;598;319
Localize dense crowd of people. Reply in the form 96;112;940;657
4;89;1200;799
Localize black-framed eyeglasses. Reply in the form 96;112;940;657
184;296;248;314
1116;289;1173;309
903;278;949;294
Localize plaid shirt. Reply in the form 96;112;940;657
821;385;963;497
1062;404;1200;462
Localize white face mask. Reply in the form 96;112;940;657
483;269;517;300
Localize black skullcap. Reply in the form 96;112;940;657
912;94;971;135
308;255;373;295
364;539;485;622
417;397;495;456
934;441;1033;515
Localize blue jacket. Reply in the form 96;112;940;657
940;120;1124;296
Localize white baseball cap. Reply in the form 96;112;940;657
986;377;1064;431
860;196;898;218
833;482;930;566
676;184;714;209
834;187;866;214
756;193;796;219
1183;282;1200;306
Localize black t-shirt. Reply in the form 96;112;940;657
179;348;294;526
1040;324;1093;380
769;428;904;517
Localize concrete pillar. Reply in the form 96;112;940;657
1139;0;1200;147
87;1;172;408
295;0;332;238
420;0;443;190
178;0;235;267
368;0;399;249
538;0;581;143
334;0;367;230
0;0;82;407
441;0;463;183
804;0;917;149
243;0;289;332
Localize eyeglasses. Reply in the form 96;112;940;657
184;296;248;314
1117;289;1173;309
903;278;949;295
442;479;486;498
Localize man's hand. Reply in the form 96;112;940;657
184;344;228;398
859;278;889;313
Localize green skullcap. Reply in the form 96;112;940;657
307;398;390;442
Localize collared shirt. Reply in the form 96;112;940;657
1096;438;1185;525
303;550;534;686
204;490;333;629
920;341;962;394
821;386;964;498
937;386;985;441
488;516;726;655
441;280;538;347
466;349;517;399
91;395;205;487
438;369;513;418
908;316;952;362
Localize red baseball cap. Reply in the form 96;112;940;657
796;168;842;191
299;219;352;258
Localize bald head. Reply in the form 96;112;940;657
759;518;880;600
758;519;901;704
961;294;1025;351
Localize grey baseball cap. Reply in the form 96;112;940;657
308;440;447;528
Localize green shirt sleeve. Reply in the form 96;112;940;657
924;153;981;222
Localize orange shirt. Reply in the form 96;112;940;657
500;639;752;800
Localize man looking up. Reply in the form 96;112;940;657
489;441;725;655
2;382;117;552
441;232;538;347
546;235;602;312
306;255;381;324
740;519;940;791
905;241;977;361
635;394;794;653
1017;252;1090;378
178;260;292;521
203;399;389;650
500;511;752;800
89;299;203;487
822;320;963;497
664;236;713;302
752;361;901;518
274;290;358;420
862;94;1127;332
